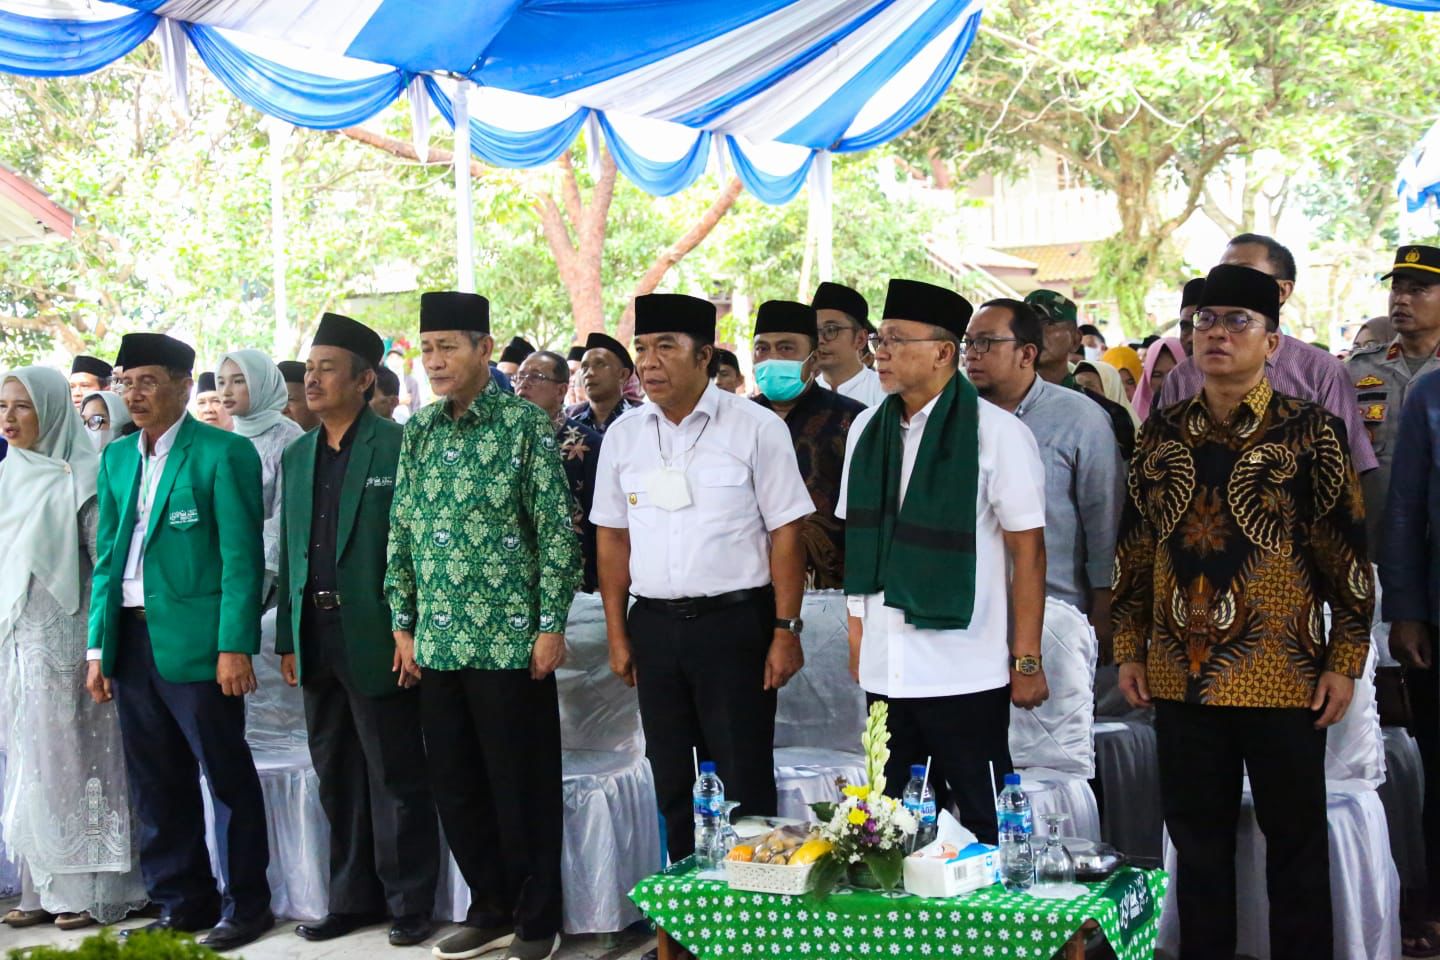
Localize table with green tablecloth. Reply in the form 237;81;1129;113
631;862;1169;960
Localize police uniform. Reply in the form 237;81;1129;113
1347;244;1440;550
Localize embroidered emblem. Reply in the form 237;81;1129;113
168;508;198;525
502;532;521;551
1354;375;1384;388
1363;403;1386;422
508;614;528;630
431;611;453;630
442;449;461;465
365;475;395;488
1387;342;1402;361
1407;249;1422;263
433;529;452;547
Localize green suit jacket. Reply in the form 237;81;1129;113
88;415;265;682
275;408;404;698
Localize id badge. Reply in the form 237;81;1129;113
647;466;693;511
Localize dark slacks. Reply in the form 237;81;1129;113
1155;700;1331;960
869;686;1013;845
110;610;271;924
1407;637;1440;903
300;609;438;918
420;667;563;942
629;591;778;863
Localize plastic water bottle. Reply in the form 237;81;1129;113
692;761;725;869
996;773;1034;891
902;764;938;852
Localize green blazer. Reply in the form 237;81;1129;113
275;407;404;698
88;415;265;682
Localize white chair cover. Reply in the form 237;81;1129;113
0;750;18;898
1020;768;1102;842
773;592;865;818
1380;726;1427;893
1159;782;1400;960
1093;719;1163;859
1009;599;1096;779
244;607;311;753
1323;644;1385;787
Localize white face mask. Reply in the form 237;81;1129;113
1083;345;1104;362
87;427;111;452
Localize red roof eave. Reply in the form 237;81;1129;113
0;166;74;241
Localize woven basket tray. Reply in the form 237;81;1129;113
723;859;818;895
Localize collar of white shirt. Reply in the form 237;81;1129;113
640;381;720;429
140;414;185;459
901;389;943;430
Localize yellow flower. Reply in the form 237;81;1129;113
842;785;870;800
847;808;868;826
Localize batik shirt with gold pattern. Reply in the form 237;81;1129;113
1112;379;1372;708
384;379;581;671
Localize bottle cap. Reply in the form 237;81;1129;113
700;761;716;774
911;764;926;779
1004;773;1021;786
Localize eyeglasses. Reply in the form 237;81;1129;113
818;323;858;343
1193;310;1266;334
512;374;567;387
960;335;1020;355
118;376;169;395
867;333;947;352
83;414;108;431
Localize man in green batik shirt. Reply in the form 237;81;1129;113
384;291;580;960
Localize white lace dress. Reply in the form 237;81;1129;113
0;499;147;922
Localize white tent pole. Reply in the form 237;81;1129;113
453;78;476;293
815;151;834;283
267;117;291;354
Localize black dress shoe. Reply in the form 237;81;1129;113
388;913;433;946
296;912;388;941
198;911;275;952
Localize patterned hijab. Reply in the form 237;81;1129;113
0;367;100;634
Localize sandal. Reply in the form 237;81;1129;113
55;912;96;931
1403;921;1440;958
2;908;55;928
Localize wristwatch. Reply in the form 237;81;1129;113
774;617;805;636
1012;654;1043;676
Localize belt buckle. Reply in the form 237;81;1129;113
314;591;341;610
672;599;699;620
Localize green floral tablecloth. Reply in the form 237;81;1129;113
630;863;1169;960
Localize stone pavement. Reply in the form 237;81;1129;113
0;906;656;959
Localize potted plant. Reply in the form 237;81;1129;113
809;701;916;897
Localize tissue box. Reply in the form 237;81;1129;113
903;842;1000;898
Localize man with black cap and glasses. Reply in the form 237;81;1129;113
69;355;113;409
813;281;885;408
592;292;813;869
386;292;580;960
838;279;1048;844
568;331;641;434
279;360;320;432
275;312;439;947
751;299;864;589
1114;264;1371;960
85;332;272;951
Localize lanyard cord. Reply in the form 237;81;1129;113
654;413;711;470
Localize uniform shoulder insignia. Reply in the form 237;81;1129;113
1354;374;1385;389
1387;342;1403;361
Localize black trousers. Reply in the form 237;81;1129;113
300;609;438;918
110;610;271;924
868;687;1013;845
629;592;778;862
1407;636;1440;903
1155;700;1331;960
420;667;563;942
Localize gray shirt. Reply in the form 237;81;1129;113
1014;376;1123;610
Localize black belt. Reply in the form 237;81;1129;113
122;606;146;622
633;586;770;620
310;591;342;611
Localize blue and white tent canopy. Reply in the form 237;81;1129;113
1398;117;1440;213
0;0;984;202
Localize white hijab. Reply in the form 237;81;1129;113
82;389;132;451
219;349;289;439
0;367;101;636
1076;359;1141;429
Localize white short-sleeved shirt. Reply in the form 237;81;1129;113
591;383;814;599
837;392;1046;698
819;365;887;409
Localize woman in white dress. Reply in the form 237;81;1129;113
0;367;147;929
215;351;306;751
